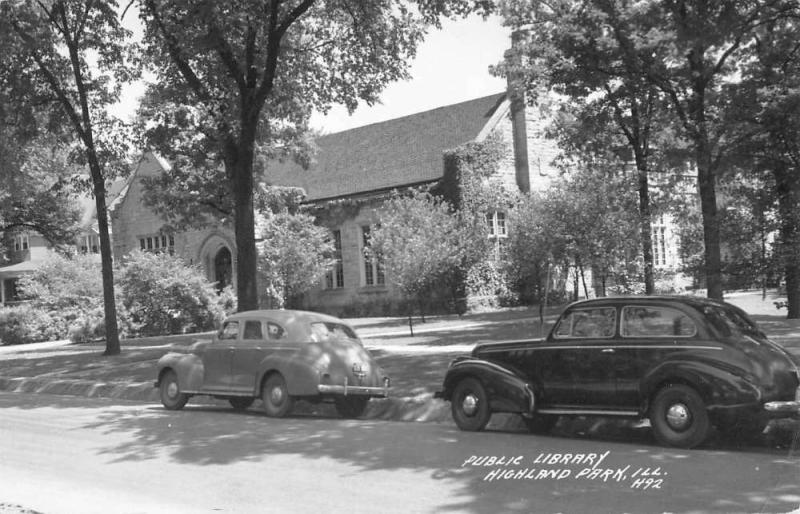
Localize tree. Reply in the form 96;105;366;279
137;0;491;311
370;191;481;321
497;1;682;295
255;187;333;309
2;0;140;355
499;0;800;300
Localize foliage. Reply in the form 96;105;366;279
136;0;492;311
116;251;233;337
2;0;142;354
0;304;66;346
371;191;483;314
10;253;104;343
506;169;641;302
255;189;334;308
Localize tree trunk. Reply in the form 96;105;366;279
635;164;655;294
229;121;259;312
774;165;800;318
92;167;121;356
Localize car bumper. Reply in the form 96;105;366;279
318;377;391;397
763;386;800;415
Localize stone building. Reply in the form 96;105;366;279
108;91;559;315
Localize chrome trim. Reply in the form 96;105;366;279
318;381;390;397
478;344;723;352
537;408;639;417
764;401;800;414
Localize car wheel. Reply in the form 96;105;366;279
649;384;711;448
159;370;189;410
262;373;294;418
229;398;255;411
451;377;491;432
523;414;558;434
335;396;369;418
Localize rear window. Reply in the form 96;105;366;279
310;322;359;342
703;305;765;339
553;307;616;339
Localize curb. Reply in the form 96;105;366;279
0;375;458;425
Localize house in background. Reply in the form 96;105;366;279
0;193;111;306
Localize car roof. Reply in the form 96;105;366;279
564;295;733;311
225;309;349;326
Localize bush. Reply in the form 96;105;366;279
117;251;234;337
0;304;65;345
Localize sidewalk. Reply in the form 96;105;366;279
1;291;798;425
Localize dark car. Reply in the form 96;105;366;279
436;296;800;448
155;310;390;418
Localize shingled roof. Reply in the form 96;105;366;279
266;92;509;201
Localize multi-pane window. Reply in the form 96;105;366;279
652;215;667;267
13;233;29;252
325;230;344;289
361;226;385;287
139;233;176;255
486;211;507;238
79;234;99;254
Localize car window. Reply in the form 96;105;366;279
621;306;697;337
703;305;765;339
219;321;239;340
553;308;616;339
243;320;263;340
267;322;286;340
309;322;359;342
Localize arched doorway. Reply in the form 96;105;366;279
214;247;232;292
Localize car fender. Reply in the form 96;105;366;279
156;352;204;391
257;354;320;396
441;358;534;415
641;359;761;411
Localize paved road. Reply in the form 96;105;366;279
1;393;799;514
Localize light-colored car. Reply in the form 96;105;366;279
155;310;390;418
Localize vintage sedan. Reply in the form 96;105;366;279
436;296;800;448
155;310;390;418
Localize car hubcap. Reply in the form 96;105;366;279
270;386;284;405
461;393;479;416
167;381;178;399
666;402;691;430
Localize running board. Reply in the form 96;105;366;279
537;408;640;417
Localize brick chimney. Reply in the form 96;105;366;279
506;30;530;193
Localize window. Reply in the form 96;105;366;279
310;322;359;343
361;226;384;286
13;233;29;252
243;320;263;340
652;215;668;267
621;306;697;337
139;233;176;255
486;211;507;238
219;321;239;340
325;230;344;289
554;308;616;339
267;322;286;340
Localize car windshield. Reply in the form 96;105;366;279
703;305;765;339
309;322;359;343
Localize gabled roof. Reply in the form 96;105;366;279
266;93;509;201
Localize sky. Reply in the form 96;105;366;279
310;14;511;133
116;13;511;135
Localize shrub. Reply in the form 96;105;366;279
0;304;65;345
117;251;233;337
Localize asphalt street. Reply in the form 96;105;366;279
1;392;799;514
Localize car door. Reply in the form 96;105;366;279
229;319;270;393
549;306;619;408
202;320;239;390
618;304;699;406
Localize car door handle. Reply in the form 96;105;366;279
601;348;615;353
